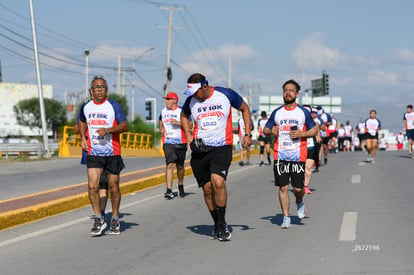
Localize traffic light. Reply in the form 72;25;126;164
322;73;329;95
145;101;152;121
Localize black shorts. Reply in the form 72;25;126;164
163;143;187;166
273;160;305;188
99;171;108;190
258;135;271;144
358;133;366;141
366;133;379;140
406;129;414;140
329;131;338;138
190;145;232;188
307;146;318;161
322;137;330;145
87;155;125;175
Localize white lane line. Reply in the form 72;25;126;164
0;164;258;248
339;212;358;241
351;174;361;184
358;162;366;166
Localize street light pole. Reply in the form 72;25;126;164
84;49;90;98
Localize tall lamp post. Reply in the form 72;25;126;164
84;49;90;98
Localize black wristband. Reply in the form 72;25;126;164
244;134;252;137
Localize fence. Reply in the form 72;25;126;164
59;126;161;158
0;143;59;158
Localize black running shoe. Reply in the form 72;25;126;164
108;218;120;235
210;224;219;240
218;223;231;241
178;185;185;198
164;189;174;199
90;216;107;235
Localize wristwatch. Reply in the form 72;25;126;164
105;128;110;135
244;134;252;137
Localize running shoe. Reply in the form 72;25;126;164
409;153;412;159
366;154;372;162
297;201;306;219
108;218;120;235
304;186;312;194
371;158;375;164
178;185;185;198
239;161;244;166
259;161;265;166
281;216;291;229
245;161;250;165
218;223;231;241
90;215;107;235
210;224;219;240
164;189;174;199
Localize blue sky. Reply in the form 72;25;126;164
1;0;414;132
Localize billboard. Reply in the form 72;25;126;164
0;82;53;137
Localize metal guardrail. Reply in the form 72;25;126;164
0;143;59;158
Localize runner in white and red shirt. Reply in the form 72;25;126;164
257;111;272;166
79;76;129;236
181;73;252;241
356;119;367;151
264;79;317;229
365;109;382;163
159;92;187;199
403;104;414;157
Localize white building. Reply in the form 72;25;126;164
0;82;53;137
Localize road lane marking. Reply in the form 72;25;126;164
339;212;358;241
358;162;366;166
351;174;361;184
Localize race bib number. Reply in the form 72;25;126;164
307;137;314;148
166;130;176;138
200;116;219;130
368;129;376;136
280;133;297;151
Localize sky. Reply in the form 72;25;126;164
1;0;414;133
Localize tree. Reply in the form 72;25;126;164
13;97;67;138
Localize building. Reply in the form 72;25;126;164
0;82;53;137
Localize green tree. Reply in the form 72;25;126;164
13;97;67;138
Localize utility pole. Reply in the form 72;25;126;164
117;56;122;94
158;5;184;96
29;0;50;158
228;57;232;88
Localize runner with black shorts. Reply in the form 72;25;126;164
257;111;272;166
303;105;323;194
79;76;129;236
181;73;252;241
159;92;187;199
403;104;414;158
365;109;381;163
263;80;317;229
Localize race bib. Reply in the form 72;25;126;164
200;116;219;130
307;137;314;148
368;129;376;136
280;133;297;151
166;130;176;138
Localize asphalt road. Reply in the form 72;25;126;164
0;150;413;274
0;156;167;201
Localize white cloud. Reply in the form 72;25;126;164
392;48;414;63
292;32;341;70
366;69;400;86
